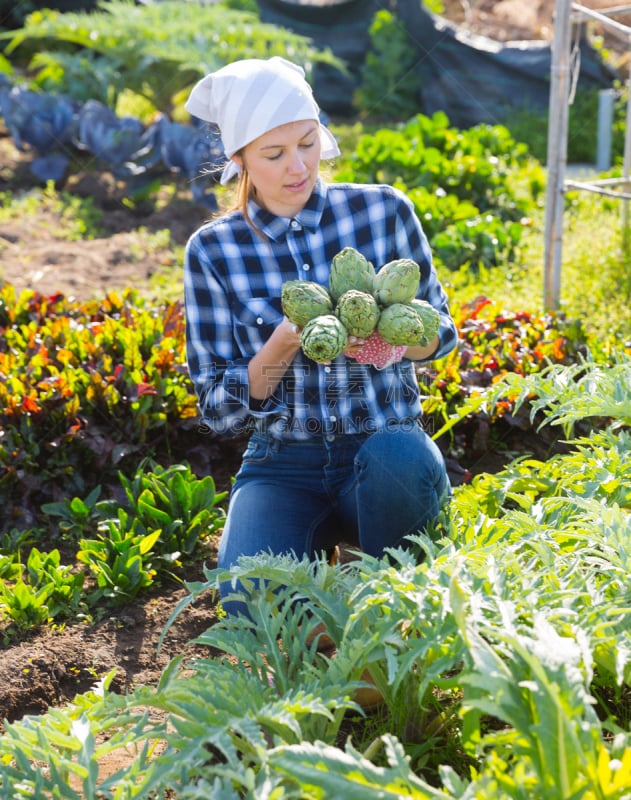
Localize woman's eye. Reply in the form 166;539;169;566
266;140;315;160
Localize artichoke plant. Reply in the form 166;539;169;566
409;299;441;344
300;315;348;363
373;258;420;306
282;280;334;328
378;303;425;346
335;289;380;338
328;247;376;302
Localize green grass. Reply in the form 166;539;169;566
0;183;103;241
446;187;631;343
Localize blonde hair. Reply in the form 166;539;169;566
232;156;267;240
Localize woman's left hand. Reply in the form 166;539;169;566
343;336;367;357
344;331;406;369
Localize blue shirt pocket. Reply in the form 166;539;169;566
232;297;283;354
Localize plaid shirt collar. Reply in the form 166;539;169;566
248;178;327;240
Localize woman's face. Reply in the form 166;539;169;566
233;119;321;218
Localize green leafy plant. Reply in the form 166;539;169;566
355;9;421;120
0;553;22;581
0;548;85;633
71;461;226;603
0;458;227;633
337;113;534;212
77;512;161;603
25;547;85;619
2;1;342;114
499;354;631;434
431;213;525;272
335;113;541;271
41;486;103;539
0;527;39;557
115;461;227;557
0;579;52;631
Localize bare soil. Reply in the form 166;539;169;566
0;559;223;724
0;0;622;775
443;0;629;60
0;143;212;302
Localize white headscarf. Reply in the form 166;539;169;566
185;56;340;184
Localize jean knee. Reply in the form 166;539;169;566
359;428;446;484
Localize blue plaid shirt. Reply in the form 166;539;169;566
184;178;458;440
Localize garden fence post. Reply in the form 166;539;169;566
543;0;572;311
622;36;631;255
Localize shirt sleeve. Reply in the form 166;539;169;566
183;232;288;436
392;188;458;361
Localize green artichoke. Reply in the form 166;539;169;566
300;314;348;362
409;299;441;344
377;303;425;346
328;247;376;302
373;258;420;306
335;289;380;338
281;280;333;327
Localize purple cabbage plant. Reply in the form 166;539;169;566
0;87;221;208
0;83;79;182
156;116;225;209
74;99;175;200
75;99;152;178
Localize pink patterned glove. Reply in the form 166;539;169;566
345;331;407;369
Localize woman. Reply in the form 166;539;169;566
184;57;458;617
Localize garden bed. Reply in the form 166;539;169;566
0;110;575;734
1;5;625;788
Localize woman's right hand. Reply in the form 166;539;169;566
248;317;302;400
278;316;303;348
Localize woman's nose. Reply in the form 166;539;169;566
287;150;305;172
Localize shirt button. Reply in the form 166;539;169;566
256;316;263;324
290;219;300;229
329;415;336;422
302;263;310;271
326;434;335;442
324;365;331;373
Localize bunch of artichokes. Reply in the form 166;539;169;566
281;280;333;328
280;247;441;362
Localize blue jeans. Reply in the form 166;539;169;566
217;425;451;616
